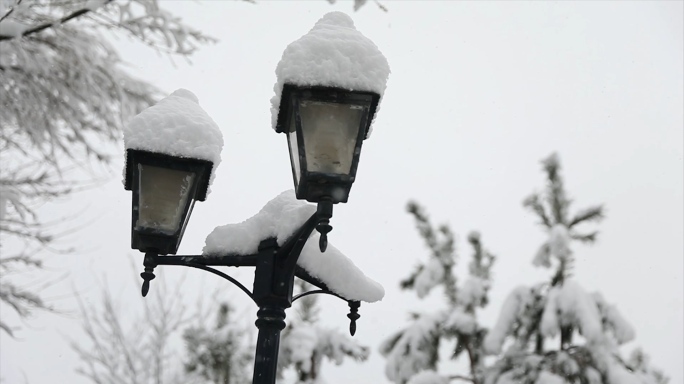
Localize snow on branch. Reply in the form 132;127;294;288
483;285;543;355
0;0;110;40
539;281;603;343
0;1;216;55
380;313;443;384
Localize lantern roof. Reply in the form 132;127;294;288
271;12;390;138
123;89;223;193
202;190;385;303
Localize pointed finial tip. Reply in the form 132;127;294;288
319;235;328;252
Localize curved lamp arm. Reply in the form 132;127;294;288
139;252;258;304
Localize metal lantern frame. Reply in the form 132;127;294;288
124;148;213;255
275;84;380;204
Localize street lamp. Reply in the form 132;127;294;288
123;12;390;384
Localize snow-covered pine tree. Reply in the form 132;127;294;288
482;153;668;384
0;0;213;336
183;302;254;384
380;202;496;384
277;279;370;383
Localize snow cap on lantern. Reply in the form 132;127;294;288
123;89;224;189
270;11;390;137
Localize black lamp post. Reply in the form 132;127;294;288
125;86;378;384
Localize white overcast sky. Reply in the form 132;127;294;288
1;1;682;383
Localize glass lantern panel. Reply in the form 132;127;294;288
287;108;301;186
136;164;195;235
299;101;364;175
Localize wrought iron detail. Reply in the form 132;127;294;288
347;300;361;336
140;252;157;297
315;199;333;252
292;289;342;302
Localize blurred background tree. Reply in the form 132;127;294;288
0;0;214;336
381;154;668;384
380;202;495;384
278;279;370;383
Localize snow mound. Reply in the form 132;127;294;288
413;258;444;298
271;11;390;136
443;308;476;335
540;281;603;343
380;314;442;383
457;277;488;308
407;370;449;384
203;190;384;303
484;286;534;354
535;371;566;384
123;89;223;187
592;292;635;344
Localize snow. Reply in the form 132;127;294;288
585;367;603;384
203;190;315;255
535;371;565;384
494;372;517;384
0;186;18;221
540;281;603;342
0;19;27;37
413;258;444;298
123;89;224;187
279;323;369;382
317;327;370;364
592;292;635;344
84;0;108;11
271;12;390;136
548;224;571;261
556;351;580;376
533;224;571;267
203;190;384;303
284;326;319;372
407;370;448;384
484;286;533;354
457;277;488;308
443;308;476;335
380;313;442;383
605;362;645;384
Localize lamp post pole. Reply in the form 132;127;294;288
137;203;361;384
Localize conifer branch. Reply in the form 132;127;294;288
523;194;552;228
568;206;604;228
570;231;599;244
